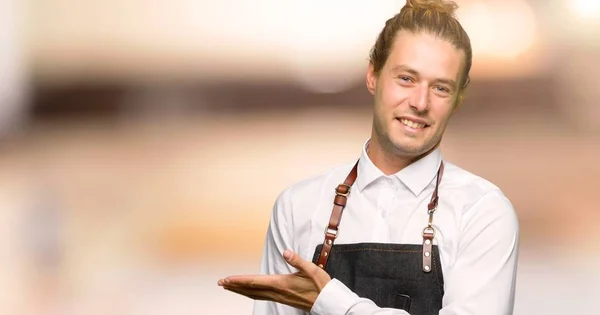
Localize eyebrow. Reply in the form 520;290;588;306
391;65;458;90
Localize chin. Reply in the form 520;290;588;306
389;139;428;156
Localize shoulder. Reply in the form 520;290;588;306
268;161;357;231
441;161;518;225
275;160;357;207
442;161;503;193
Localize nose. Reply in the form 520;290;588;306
409;84;429;112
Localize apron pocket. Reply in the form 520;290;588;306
394;294;411;311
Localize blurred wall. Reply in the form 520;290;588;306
0;0;599;314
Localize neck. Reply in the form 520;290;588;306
367;135;438;176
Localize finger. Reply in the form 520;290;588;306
221;274;284;290
283;249;316;273
284;249;332;290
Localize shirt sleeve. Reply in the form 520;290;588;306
253;188;307;315
310;189;519;315
439;189;519;315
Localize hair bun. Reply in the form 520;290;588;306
404;0;459;16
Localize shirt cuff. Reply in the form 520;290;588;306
310;278;360;315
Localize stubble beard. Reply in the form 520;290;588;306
373;116;441;159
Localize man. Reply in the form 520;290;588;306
218;0;519;314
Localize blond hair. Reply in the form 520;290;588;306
370;0;472;92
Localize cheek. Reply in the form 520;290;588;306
378;82;406;110
430;103;454;127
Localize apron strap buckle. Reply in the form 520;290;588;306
422;227;435;273
335;184;352;197
325;226;339;239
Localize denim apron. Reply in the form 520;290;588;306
312;161;445;314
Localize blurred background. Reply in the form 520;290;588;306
0;0;599;314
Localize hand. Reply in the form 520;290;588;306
218;249;332;312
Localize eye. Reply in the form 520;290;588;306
434;86;451;94
397;76;414;83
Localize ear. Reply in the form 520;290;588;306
452;90;466;114
366;63;378;95
453;76;470;112
453;94;463;112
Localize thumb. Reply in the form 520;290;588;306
283;249;312;271
283;249;331;290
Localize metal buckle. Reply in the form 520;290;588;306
324;227;339;239
427;206;437;215
335;184;351;197
422;226;435;238
427;197;438;214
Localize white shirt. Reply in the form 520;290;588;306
254;141;519;315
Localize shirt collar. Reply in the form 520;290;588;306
356;139;443;196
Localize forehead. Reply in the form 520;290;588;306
385;30;464;81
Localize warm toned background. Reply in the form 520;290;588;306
0;0;599;314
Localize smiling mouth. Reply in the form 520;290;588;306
398;118;429;129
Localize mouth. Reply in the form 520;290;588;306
397;117;430;130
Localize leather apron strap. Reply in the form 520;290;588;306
422;162;444;272
315;161;358;269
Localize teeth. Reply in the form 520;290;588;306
400;118;425;129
